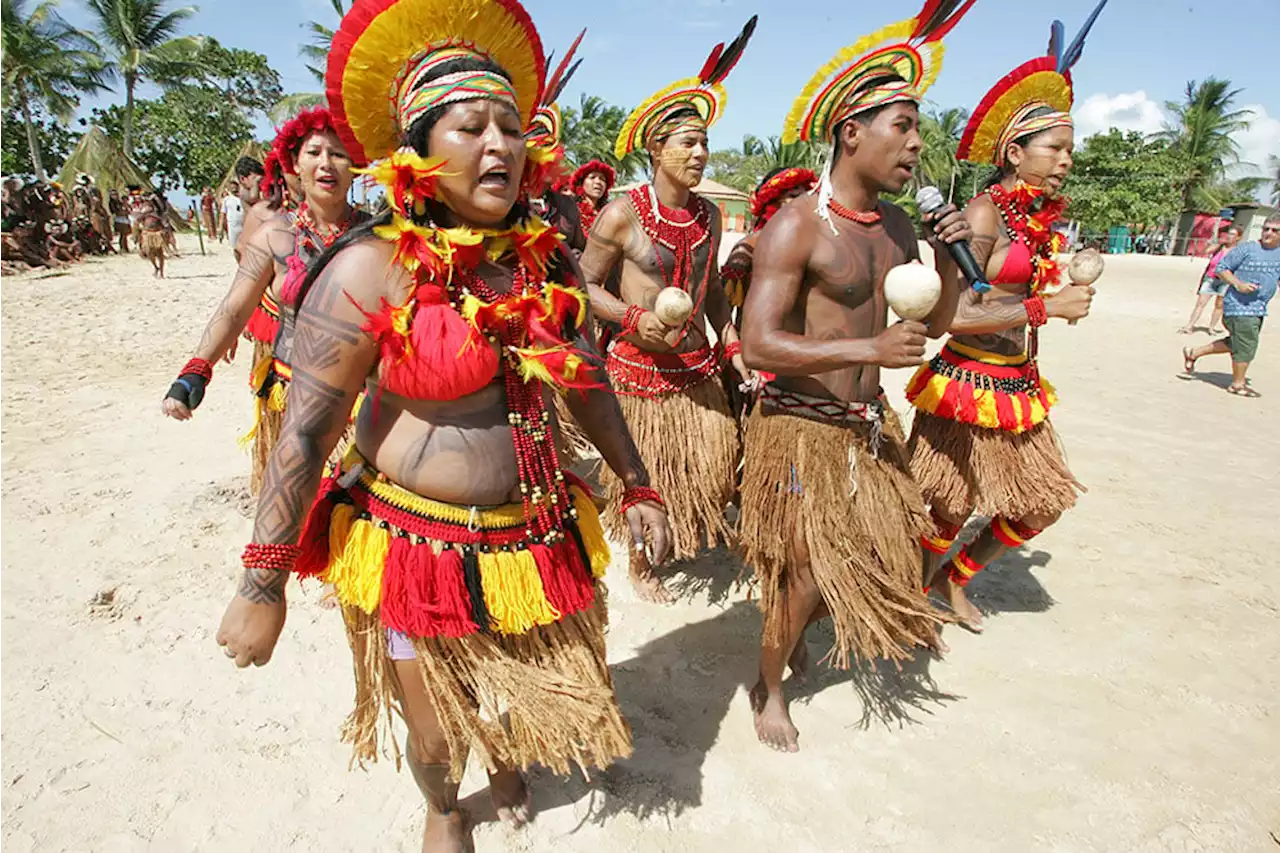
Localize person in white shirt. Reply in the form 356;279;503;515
228;156;264;262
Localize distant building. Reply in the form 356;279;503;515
1226;203;1280;242
1175;203;1280;256
612;177;752;232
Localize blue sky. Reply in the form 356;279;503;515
60;0;1280;182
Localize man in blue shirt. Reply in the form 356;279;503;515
1183;213;1280;397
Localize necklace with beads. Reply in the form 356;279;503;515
295;203;356;256
829;198;883;225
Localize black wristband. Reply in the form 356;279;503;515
166;373;207;409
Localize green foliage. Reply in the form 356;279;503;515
195;38;282;116
1;0;109;178
1150;77;1252;209
560;94;647;183
91;85;252;191
706;136;823;196
0;103;76;175
300;0;346;85
1063;129;1186;230
83;0;204;156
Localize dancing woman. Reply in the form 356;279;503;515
907;2;1107;630
215;0;671;847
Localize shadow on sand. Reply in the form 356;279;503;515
525;594;955;827
1178;369;1237;391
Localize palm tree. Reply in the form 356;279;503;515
917;106;968;201
560;93;647;181
300;0;346;85
1151;78;1252;211
757;135;822;172
1;0;109;179
1270;155;1280;206
83;0;203;158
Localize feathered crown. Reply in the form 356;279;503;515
957;0;1108;165
571;160;616;194
614;16;757;159
325;0;545;167
783;0;974;145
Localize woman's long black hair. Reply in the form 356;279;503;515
982;105;1061;190
291;55;531;314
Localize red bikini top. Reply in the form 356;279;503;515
992;240;1034;286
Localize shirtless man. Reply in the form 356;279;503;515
738;0;979;751
578;19;756;602
135;193;168;277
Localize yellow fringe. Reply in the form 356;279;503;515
909;370;1057;433
267;378;289;413
480;549;561;634
323;512;390;614
571;487;610;578
238;348;276;448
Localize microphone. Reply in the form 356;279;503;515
916;186;990;293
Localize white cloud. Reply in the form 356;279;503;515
1073;91;1166;140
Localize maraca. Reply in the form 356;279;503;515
1066;249;1103;325
654;287;694;327
884;262;942;321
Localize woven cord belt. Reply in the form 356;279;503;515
759;384;886;457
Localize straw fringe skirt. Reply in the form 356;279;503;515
139;229;166;260
909;411;1083;521
600;377;739;559
740;407;941;666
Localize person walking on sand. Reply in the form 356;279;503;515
739;0;975;753
1182;214;1280;398
1179;225;1241;335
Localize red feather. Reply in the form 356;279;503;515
698;44;725;84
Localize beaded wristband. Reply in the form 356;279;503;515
723;340;743;361
1023;296;1048;328
622;304;646;337
241;542;301;571
619;485;665;513
179;357;214;381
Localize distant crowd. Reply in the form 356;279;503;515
1;175;178;274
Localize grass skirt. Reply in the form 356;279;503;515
739;406;940;666
139;229;166;260
908;410;1083;520
242;339;285;495
600;375;739;559
302;449;629;781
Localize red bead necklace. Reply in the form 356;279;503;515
628;185;713;342
295;202;355;256
829;198;882;225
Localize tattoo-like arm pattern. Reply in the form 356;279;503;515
191;236;277;362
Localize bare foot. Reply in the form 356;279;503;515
787;640;809;684
750;680;800;753
488;767;532;829
629;551;674;605
934;574;984;633
422;808;467;853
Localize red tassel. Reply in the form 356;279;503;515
243;304;280;344
378;536;416;633
431;548;478;638
994;390;1017;431
935;377;961;420
534;541;594;616
295;479;341;578
956;381;978;423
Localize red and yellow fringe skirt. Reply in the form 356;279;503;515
906;340;1082;520
240;344;290;494
243;291;281;345
600;340;739;559
295;447;628;780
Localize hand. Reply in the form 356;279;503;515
636;311;675;347
1233;281;1258;294
1046;284;1094;322
223;338;238;365
624;500;672;566
872;320;928;368
733;359;764;394
216;592;287;668
162;396;193;421
922;203;972;249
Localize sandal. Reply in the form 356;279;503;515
1227;385;1261;398
1179;346;1197;377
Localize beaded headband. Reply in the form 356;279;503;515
993;102;1073;167
398;52;519;133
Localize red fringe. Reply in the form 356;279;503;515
295;478;341;578
381;539;481;639
244;304;280;344
994;390;1017;431
956;381;978;422
431;548;478;638
935;376;961;420
534;540;594;616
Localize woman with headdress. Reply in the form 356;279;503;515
907;2;1107;631
570;159;616;236
162;107;364;495
215;0;671;846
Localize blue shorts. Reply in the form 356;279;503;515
1198;275;1228;296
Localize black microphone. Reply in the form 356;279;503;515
916;186;990;292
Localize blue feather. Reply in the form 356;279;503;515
1047;20;1065;63
1059;0;1109;74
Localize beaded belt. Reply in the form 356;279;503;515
759;385;885;456
606;339;722;396
929;341;1041;396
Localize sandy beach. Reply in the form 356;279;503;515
2;236;1276;852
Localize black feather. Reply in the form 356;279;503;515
704;15;757;85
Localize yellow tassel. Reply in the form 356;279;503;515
237;398;265;450
321;504;356;585
268;379;289;413
249;349;273;392
479;550;560;635
571;488;611;578
974;389;999;429
324;513;388;613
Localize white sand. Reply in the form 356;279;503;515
2;239;1276;852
